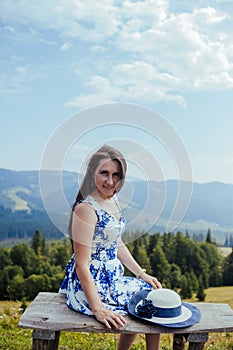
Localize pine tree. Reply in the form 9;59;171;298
230;234;233;248
185;229;190;239
31;229;45;255
136;246;152;275
200;242;222;287
169;263;182;290
174;231;187;272
150;245;170;286
224;235;229;247
206;228;213;244
196;276;206;301
180;274;193;299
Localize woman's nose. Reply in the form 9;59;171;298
106;175;114;185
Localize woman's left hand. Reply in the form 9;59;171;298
140;272;162;289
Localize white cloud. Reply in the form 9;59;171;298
110;61;184;103
0;65;30;95
115;6;233;90
0;57;49;96
90;45;107;54
66;62;185;108
120;0;168;27
3;25;15;32
0;0;233;103
60;41;74;51
0;0;120;42
193;6;227;23
68;2;233;106
66;76;116;108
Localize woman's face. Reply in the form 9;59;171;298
94;158;121;199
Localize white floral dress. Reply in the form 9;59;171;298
59;195;151;315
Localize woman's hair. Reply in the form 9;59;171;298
68;145;127;245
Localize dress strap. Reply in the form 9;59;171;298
112;194;120;209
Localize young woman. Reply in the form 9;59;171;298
59;145;161;350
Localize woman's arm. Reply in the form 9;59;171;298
72;203;126;329
117;239;162;289
117;239;145;276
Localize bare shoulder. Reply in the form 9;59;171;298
73;201;97;225
72;202;97;245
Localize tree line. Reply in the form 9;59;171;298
125;229;233;299
0;206;63;241
0;229;232;301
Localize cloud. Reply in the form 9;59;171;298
115;6;233;89
60;41;74;51
67;61;185;108
0;0;233;104
120;0;168;26
0;64;30;95
66;1;232;107
66;76;116;108
0;0;120;42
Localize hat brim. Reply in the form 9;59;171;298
128;289;201;328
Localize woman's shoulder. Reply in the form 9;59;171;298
73;201;98;225
73;199;97;221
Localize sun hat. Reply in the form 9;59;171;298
128;288;201;328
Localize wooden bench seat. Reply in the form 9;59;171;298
18;292;233;350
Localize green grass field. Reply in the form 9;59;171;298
0;287;233;349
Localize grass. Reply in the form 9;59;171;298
205;286;233;308
0;287;233;349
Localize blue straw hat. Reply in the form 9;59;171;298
128;288;201;328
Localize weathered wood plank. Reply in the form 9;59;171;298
18;292;233;335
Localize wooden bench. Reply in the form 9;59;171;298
18;292;233;350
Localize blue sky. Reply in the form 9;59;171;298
1;0;233;184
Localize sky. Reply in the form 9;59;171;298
1;0;233;184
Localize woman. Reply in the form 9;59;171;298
59;145;161;350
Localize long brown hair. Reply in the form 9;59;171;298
69;145;127;244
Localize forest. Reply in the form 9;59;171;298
0;229;233;301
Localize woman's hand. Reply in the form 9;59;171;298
93;307;127;330
140;272;162;289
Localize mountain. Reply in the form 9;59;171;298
0;168;233;244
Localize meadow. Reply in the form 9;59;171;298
0;286;232;350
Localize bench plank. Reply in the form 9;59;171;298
19;292;233;335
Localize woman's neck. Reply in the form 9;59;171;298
90;190;115;202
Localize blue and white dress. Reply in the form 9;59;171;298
59;195;151;315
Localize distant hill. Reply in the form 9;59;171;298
0;168;233;244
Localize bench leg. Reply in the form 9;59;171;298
173;334;186;350
173;333;209;350
188;344;205;350
187;333;209;350
32;329;60;350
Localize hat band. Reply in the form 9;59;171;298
154;305;182;318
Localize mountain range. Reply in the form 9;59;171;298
0;168;233;244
